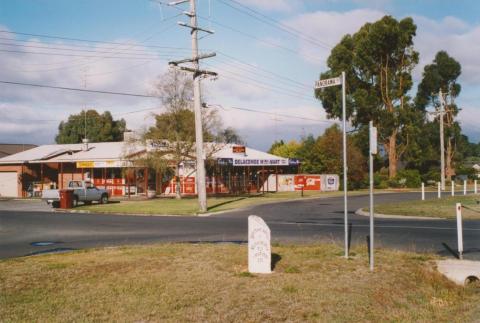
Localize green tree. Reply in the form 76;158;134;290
314;125;367;187
297;135;322;173
269;140;301;158
268;140;285;154
315;16;419;179
142;68;221;199
416;51;462;179
55;110;126;144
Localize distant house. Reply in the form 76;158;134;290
0;144;37;158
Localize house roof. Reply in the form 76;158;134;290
212;144;289;166
0;143;37;158
0;142;144;164
0;142;290;166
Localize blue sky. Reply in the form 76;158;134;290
0;0;479;150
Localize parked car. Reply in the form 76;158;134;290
42;180;109;207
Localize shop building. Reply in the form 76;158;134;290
0;139;338;198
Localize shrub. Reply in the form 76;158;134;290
395;169;422;188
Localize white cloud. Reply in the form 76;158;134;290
238;0;303;13
0;29;169;143
284;9;386;66
413;15;480;85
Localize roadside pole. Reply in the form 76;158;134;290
168;0;217;213
421;182;425;201
315;72;348;258
438;182;441;199
452;181;455;196
439;89;446;191
342;71;348;259
369;121;377;271
456;203;463;260
475;180;478;194
464;180;467;196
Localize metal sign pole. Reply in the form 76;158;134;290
369;121;377;271
315;72;348;259
342;71;348;259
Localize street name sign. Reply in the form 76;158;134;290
315;76;342;89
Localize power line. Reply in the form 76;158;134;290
0;48;170;60
214;53;311;91
0;37;191;55
0;80;158;98
207;104;336;124
0;14;186;50
1;107;162;124
0;41;183;57
217;0;332;50
217;51;312;89
203;62;314;101
152;0;323;64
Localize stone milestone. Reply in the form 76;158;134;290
248;215;271;274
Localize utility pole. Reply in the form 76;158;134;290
439;89;446;191
169;0;217;212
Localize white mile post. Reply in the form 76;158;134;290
456;203;463;260
421;182;425;201
315;72;348;258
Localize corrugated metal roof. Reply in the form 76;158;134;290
0;144;37;158
212;144;288;161
0;142;288;165
0;142;144;164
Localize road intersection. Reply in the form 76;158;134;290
1;192;479;260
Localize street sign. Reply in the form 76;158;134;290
315;76;342;89
369;125;378;155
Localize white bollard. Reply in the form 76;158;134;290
438;182;441;199
464;180;467;195
475;180;478;194
451;181;455;196
456;203;463;260
421;182;425;201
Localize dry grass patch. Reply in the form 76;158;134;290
373;195;480;219
1;243;479;322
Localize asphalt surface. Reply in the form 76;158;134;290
1;192;479;260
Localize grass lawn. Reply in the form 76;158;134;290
76;190;373;215
1;243;479;322
373;195;480;219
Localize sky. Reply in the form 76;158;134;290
0;0;479;151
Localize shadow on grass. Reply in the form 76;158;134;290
272;253;282;271
207;197;248;211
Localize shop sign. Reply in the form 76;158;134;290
218;158;233;166
76;160;132;168
76;161;94;168
233;159;288;166
288;158;301;166
232;146;246;154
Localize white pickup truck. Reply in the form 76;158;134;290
42;180;109;207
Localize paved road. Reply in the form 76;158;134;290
1;192;479;259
